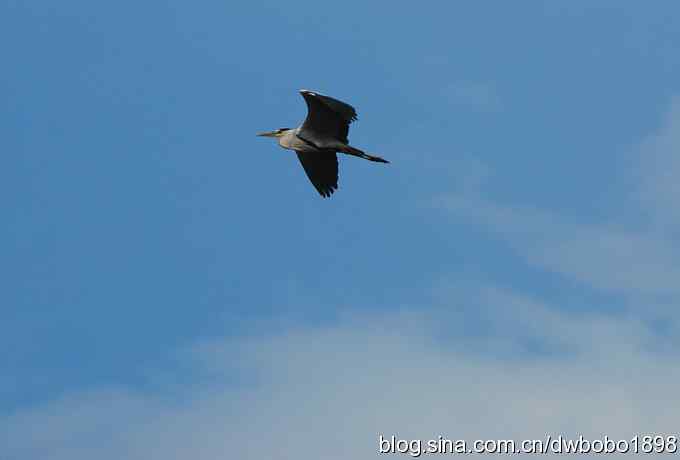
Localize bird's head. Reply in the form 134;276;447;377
256;128;290;138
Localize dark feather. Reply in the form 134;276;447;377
298;90;357;146
295;150;338;198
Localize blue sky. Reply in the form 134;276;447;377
2;2;680;458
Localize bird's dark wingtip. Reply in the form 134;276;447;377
317;186;338;198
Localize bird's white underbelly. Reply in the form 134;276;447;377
279;133;318;153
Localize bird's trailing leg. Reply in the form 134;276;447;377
340;145;390;163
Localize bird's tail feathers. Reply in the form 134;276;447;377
341;145;389;163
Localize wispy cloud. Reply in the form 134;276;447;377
438;96;680;301
633;96;680;231
440;195;680;298
2;290;679;460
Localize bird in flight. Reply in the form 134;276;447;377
257;90;389;198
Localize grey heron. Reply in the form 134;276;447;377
257;89;389;198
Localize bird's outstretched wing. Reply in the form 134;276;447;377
296;151;338;198
298;90;357;146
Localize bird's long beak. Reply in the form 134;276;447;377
256;130;277;137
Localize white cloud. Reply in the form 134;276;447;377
2;291;679;460
438;96;680;301
634;96;680;231
441;195;680;298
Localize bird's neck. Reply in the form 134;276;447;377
277;129;297;150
